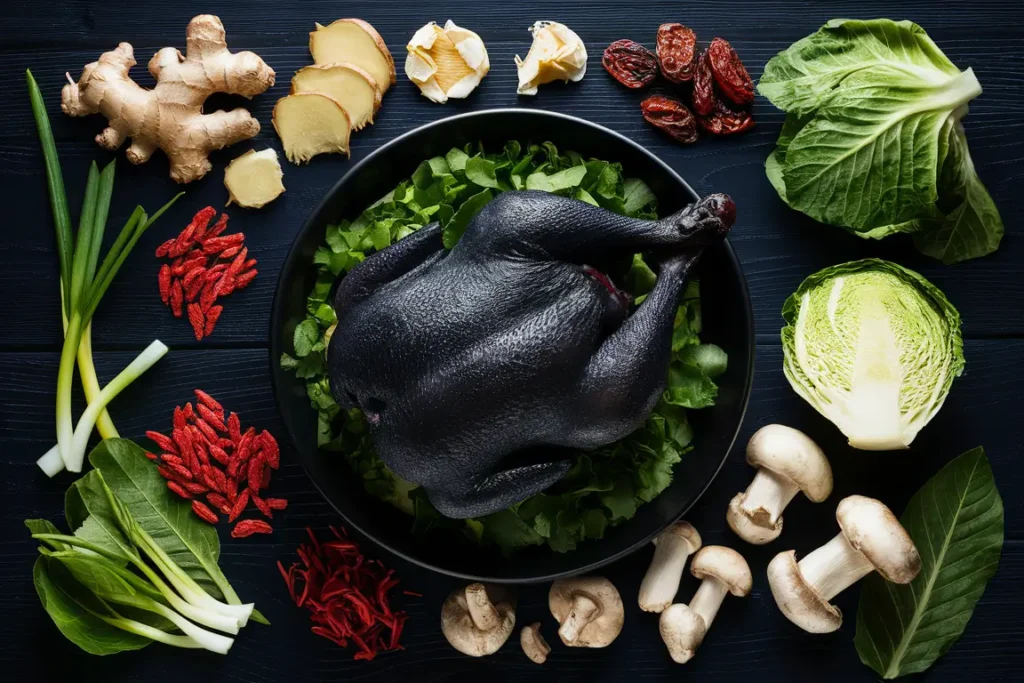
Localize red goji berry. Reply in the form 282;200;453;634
228;489;250;522
217;437;236;451
146;431;178;454
172;427;195;463
202;213;229;241
232;519;273;538
187;303;206;341
155;238;176;258
194;389;223;414
165;461;194;481
211;467;230;495
158;465;189;485
248;456;264;495
259;431;280;469
215;273;236;297
182;480;210;495
207;492;231;514
161;454;185;469
197;404;227;432
242;259;257;271
158;265;172;304
192;500;220;524
260;465;272;490
225;476;238;503
226;247;248;276
204;305;223;334
265;498;288;511
173;406;186;431
195;418;220;445
235;269;257;291
228;413;242;442
170;279;184;318
203;264;228;282
202;234;244;255
172;255;206;277
208;443;231;466
182;265;208;289
183;402;196;422
185;273;206;302
189;429;211;469
252;493;273;518
145;451;159;461
167;480;192;499
220;245;241;259
199;282;219;312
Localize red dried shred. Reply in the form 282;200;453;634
155;207;256;339
145;390;286;528
278;527;411;660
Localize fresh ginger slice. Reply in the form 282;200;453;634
310;19;395;93
272;93;352;164
223;149;285;208
291;63;382;131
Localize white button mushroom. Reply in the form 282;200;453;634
659;546;752;663
520;622;550;664
549;575;623;648
638;521;702;613
727;424;833;544
767;495;921;633
441;583;516;656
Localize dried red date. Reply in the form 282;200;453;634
692;49;716;116
707;37;754;106
698;101;756;136
656;23;697;83
602;39;659;89
641;95;698;144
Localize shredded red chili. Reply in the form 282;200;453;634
278;527;410;660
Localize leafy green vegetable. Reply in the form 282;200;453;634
281;141;716;554
759;18;1003;263
28;441;263;654
782;259;963;450
856;447;1003;678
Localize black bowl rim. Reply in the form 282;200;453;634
269;108;755;583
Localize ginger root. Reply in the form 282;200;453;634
224;149;285;209
61;15;275;184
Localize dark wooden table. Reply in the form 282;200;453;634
1;1;1021;680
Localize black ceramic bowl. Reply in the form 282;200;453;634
270;109;754;583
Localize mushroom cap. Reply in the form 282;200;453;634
441;583;516;656
549;575;623;648
655;520;702;552
766;549;842;633
726;493;783;544
659;603;707;664
836;495;921;583
690;546;752;596
520;622;550;664
746;424;833;502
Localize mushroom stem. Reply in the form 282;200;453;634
557;593;600;644
465;583;500;631
639;522;702;613
687;577;729;629
798;532;875;601
520;623;550;664
740;469;801;526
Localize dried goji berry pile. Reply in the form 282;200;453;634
144;389;285;537
156;207;258;341
603;25;755;142
278;527;410;661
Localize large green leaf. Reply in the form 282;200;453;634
855;447;1004;678
759;18;960;116
32;555;150;655
88;439;229;600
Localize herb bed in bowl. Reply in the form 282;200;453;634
270;109;753;582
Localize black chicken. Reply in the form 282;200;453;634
328;190;735;518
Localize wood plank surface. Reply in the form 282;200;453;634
1;1;1022;681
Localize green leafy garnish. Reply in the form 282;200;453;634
855;447;1004;678
281;141;723;554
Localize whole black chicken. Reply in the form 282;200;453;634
328;190;735;518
